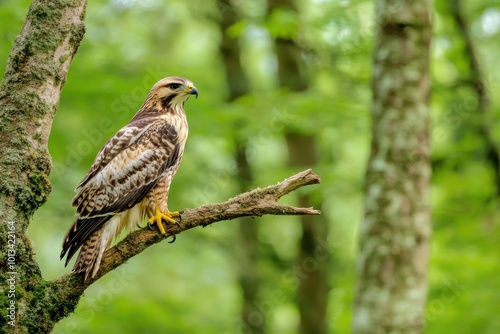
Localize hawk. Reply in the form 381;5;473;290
61;76;198;280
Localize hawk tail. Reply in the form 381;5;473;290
61;215;112;280
73;228;105;281
63;213;136;281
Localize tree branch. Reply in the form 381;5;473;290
43;169;320;325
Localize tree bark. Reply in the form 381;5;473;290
0;1;87;333
268;0;330;333
352;0;432;333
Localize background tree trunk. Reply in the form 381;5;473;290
449;0;500;198
286;133;329;334
217;0;265;332
352;0;432;333
268;0;330;333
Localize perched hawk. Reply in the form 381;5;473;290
61;76;198;280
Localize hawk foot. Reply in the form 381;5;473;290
147;209;181;235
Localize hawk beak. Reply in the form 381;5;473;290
189;87;198;99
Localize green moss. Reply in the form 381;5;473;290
15;152;52;214
33;132;42;142
0;93;49;127
20;281;53;333
58;54;69;64
69;23;86;46
0;292;9;328
19;279;82;333
27;3;64;52
27;171;52;208
3;0;86;88
0;145;52;218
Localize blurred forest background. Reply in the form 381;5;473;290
1;0;500;333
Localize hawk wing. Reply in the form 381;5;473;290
76;115;156;190
61;118;181;263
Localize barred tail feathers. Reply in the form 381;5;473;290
73;229;104;280
70;207;142;280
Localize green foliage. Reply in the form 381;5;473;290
266;8;299;39
1;0;499;333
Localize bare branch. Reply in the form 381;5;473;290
52;169;320;290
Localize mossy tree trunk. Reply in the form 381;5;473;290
0;1;87;333
352;0;432;333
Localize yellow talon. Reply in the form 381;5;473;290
147;208;180;235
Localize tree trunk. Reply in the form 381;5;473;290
286;133;329;334
235;143;265;333
449;0;500;198
268;0;330;333
217;1;264;332
0;1;87;333
352;0;432;333
218;0;249;102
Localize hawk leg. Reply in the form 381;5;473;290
147;208;181;235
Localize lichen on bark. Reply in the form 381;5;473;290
352;0;432;333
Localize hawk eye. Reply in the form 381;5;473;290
168;83;181;90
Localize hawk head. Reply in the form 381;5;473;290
145;76;198;110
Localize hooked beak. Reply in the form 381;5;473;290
188;86;198;99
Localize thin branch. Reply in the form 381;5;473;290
51;169;320;291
